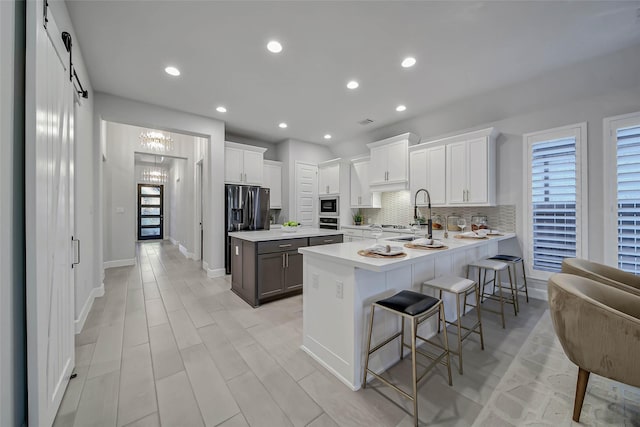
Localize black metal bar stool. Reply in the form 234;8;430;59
421;276;484;374
489;254;529;304
466;259;517;328
363;290;452;427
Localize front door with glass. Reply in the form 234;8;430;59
138;184;164;240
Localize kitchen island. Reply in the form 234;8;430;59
228;228;343;307
298;232;516;390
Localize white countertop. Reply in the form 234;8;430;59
299;232;515;272
228;227;344;242
341;224;412;233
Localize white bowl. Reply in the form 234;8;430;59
281;225;300;233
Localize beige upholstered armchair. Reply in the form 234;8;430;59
561;258;640;297
548;273;640;422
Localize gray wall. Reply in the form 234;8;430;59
104;122;198;263
332;43;640;270
277;139;335;222
1;1;26;425
95;93;226;275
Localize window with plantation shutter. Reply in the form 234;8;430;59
524;123;588;279
605;113;640;274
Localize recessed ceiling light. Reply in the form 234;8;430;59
346;80;359;90
216;106;227;113
401;57;416;68
278;122;288;129
324;134;332;140
396;105;407;112
267;40;283;53
164;66;180;76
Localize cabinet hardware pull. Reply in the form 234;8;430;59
282;253;286;268
286;253;289;268
323;240;333;243
279;244;292;248
71;236;80;268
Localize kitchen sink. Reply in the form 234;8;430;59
385;236;416;242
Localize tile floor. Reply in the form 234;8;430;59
54;241;548;427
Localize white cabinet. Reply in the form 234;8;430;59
318;162;340;195
409;145;446;206
263;160;282;209
342;228;364;242
350;158;381;208
444;131;496;206
409;127;497;207
367;133;419;192
224;142;267;185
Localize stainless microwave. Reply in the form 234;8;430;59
319;197;339;216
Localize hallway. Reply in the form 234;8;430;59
54;241;548;427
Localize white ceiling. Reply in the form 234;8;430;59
66;1;640;145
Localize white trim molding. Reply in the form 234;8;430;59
523;122;588;281
603;110;640;268
103;258;136;269
207;267;226;278
179;244;195;260
168;236;178;246
74;283;105;334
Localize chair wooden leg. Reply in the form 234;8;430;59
573;367;590;422
521;260;529;303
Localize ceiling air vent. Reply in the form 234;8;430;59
358;118;374;125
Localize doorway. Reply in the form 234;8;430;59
138;184;164;240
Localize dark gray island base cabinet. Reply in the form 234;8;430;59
230;234;343;307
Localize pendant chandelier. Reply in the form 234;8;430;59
141;155;167;184
139;130;174;152
141;167;167;184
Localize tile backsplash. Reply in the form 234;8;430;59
358;191;516;232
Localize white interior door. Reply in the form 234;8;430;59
295;162;318;226
27;12;75;427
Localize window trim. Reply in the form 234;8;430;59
603;111;640;268
523;122;588;280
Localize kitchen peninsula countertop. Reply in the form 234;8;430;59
228;227;343;242
300;231;517;390
299;232;515;272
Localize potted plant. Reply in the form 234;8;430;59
353;210;363;226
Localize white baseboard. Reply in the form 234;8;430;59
207;267;226;278
179;244;195;260
103;258;136;269
169;236;178;245
75;283;105;334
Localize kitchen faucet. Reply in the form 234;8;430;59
414;188;433;239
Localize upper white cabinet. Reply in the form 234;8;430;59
409;145;446;206
409;127;498;206
367;133;419;192
224;142;267;185
318;161;340;195
350;157;381;208
263;160;282;209
444;128;497;206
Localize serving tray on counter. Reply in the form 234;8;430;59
357;250;407;259
404;243;449;250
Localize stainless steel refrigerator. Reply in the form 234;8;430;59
225;184;270;274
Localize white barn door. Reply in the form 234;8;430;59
26;10;76;427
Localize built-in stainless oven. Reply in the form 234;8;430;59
319;197;339;216
319;217;339;230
